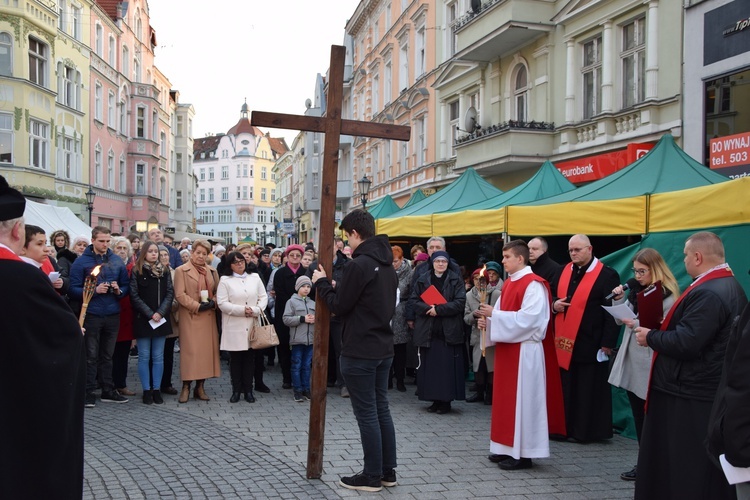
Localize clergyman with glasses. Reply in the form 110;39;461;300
550;234;621;443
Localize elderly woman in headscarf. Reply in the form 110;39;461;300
464;261;503;404
411;250;467;414
173;239;220;403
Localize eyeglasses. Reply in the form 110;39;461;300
568;246;590;254
632;267;649;276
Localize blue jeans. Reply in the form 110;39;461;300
340;355;397;477
84;313;120;393
290;344;313;392
137;336;166;391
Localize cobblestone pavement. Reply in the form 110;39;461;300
84;355;637;499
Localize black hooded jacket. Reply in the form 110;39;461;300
314;235;398;360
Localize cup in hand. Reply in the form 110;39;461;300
200;290;209;303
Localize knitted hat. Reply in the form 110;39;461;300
285;244;305;257
214;245;226;255
485;261;502;275
431;250;450;262
414;252;429;262
0;175;26;221
295;275;312;291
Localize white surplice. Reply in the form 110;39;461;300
487;266;550;459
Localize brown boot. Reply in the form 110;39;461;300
179;381;191;403
194;380;210;401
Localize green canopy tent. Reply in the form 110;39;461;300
366;195;401;219
432;161;577;236
377;167;504;237
401;189;427;209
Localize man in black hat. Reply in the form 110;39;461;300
0;175;85;499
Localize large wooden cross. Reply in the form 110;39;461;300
251;45;410;479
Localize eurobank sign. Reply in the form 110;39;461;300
555;143;654;184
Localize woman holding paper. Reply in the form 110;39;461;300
411;250;467;414
608;248;679;481
130;241;174;405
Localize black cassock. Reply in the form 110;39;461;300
0;254;85;499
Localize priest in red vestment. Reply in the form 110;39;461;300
478;239;560;470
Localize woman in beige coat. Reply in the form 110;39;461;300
217;252;268;403
174;239;220;403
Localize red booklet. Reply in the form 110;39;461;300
637;281;664;330
420;285;447;305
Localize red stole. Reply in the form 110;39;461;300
492;273;567;446
0;246;22;262
554;260;604;370
41;257;54;275
644;266;735;411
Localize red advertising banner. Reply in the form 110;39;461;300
555;143;654;183
710;131;750;171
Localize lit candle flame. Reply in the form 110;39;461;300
480;264;487;280
90;265;101;277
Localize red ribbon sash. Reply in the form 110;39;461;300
554;260;604;370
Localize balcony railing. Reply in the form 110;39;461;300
455;120;555;146
453;0;505;32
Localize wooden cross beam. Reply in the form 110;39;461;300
251;44;410;479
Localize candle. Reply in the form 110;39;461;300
200;290;209;303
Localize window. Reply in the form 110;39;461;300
257;210;267;223
160;176;166;202
71;5;81;40
60;137;75;179
249;165;254;177
621;17;646;108
29;120;49;170
249;186;254;199
0;113;13;163
221;187;228;201
199;189;205;202
122;46;129;76
136;163;145;194
108;91;115;127
384;140;392;177
373;145;380;181
133;57;140;83
136;107;145;138
151;166;157;195
221;165;228;179
449;100;459;156
199;168;205;181
119;157;126;192
58;1;66;31
152;111;157;141
416;115;426;167
582;37;603;120
119;98;127;135
513;65;529;122
176;115;183;136
261;166;267;180
218;209;231;223
416;26;426;78
384;61;392;103
399;43;409;91
400;140;408;174
95;83;103;121
261;188;267;201
95;24;103;55
386;3;392;30
373;74;380;114
176;153;183;173
236;186;241;200
28;37;47;87
208;188;215;202
271;190;276;202
447;1;458;57
242;186;248;200
0;33;12;76
94;145;102;185
176;190;183;210
108;35;116;66
107;151;114;189
208;167;215;180
160;132;166;157
202;210;214;223
238;211;251;222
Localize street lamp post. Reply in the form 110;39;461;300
262;224;267;246
358;175;372;210
295;205;303;244
85;186;96;226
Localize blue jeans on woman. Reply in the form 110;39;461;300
339;355;397;478
291;344;314;392
137;336;166;391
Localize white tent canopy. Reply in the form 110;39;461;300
23;199;92;242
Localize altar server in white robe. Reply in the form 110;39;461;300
478;239;551;471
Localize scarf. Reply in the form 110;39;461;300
143;261;165;279
194;262;214;300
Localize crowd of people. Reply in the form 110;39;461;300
3;169;750;497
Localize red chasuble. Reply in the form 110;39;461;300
0;246;21;262
492;273;566;446
554;260;604;370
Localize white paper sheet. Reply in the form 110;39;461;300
602;303;637;322
720;454;750;485
149;317;167;329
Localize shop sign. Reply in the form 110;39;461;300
555;143;654;183
709;131;750;178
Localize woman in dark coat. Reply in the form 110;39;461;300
411;251;467;414
130;240;174;405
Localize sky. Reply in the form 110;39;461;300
148;0;361;146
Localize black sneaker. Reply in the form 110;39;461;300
339;472;383;492
293;391;304;403
84;393;96;408
381;469;397;487
129;346;138;357
101;391;129;404
303;390;311;401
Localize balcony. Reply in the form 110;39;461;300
454;120;555;175
454;0;555;62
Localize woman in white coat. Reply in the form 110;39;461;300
217;251;268;403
